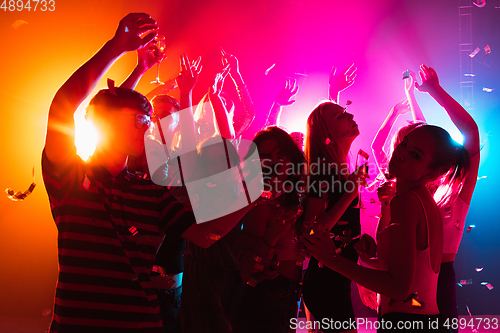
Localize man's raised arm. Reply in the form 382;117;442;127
44;13;158;170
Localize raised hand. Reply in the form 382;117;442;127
176;54;202;93
415;64;440;93
137;45;165;72
392;98;410;116
275;78;299;106
329;63;357;94
404;70;418;95
210;64;231;96
221;48;240;76
111;13;158;53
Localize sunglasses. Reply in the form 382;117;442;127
134;114;151;129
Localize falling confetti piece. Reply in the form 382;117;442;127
459;279;472;285
466;305;472;316
261;191;272;199
466;225;475;233
412;298;423;309
477;176;487;180
464;74;475;77
264;63;276;75
42;309;52;317
128;226;138;236
358;149;370;160
475;267;484;272
207;233;221;241
346;100;352;106
457;283;463;287
486;283;494;290
472;329;479;333
481;282;488;285
294;72;308;77
483;87;494;92
484;44;491;56
403;70;411;80
5;168;36;201
473;0;486;8
469;47;481;58
11;20;28;29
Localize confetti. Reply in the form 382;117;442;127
264;63;276;75
412;298;423;309
459;279;473;285
83;176;91;191
358;149;370;160
464;74;475;77
11;20;28;29
483;87;494;92
5;168;36;201
486;283;494;290
469;47;481;58
477;176;487;180
473;0;486;8
403;70;411;80
484;44;491;56
466;225;475;233
346;100;352;106
466;305;472;317
128;226;138;236
481;281;488;285
207;233;221;241
42;309;52;317
457;283;463;287
261;191;273;199
475;267;484;272
247;276;258;287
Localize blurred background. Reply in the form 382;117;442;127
0;0;498;320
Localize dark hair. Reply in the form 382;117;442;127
87;88;152;119
390;122;426;157
197;135;242;194
416;125;471;206
198;135;240;169
246;126;305;191
151;94;180;112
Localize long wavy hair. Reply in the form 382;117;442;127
305;101;350;178
245;126;305;202
394;125;471;207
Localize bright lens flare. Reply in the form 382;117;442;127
75;118;98;161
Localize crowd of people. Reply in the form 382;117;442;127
42;13;480;333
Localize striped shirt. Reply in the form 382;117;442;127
42;150;195;332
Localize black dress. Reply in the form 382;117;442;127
302;168;361;333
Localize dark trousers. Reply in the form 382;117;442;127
232;275;299;333
437;262;458;333
301;244;358;333
156;286;182;333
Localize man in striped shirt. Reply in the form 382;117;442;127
43;13;259;332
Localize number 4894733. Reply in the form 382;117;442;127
1;0;55;11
